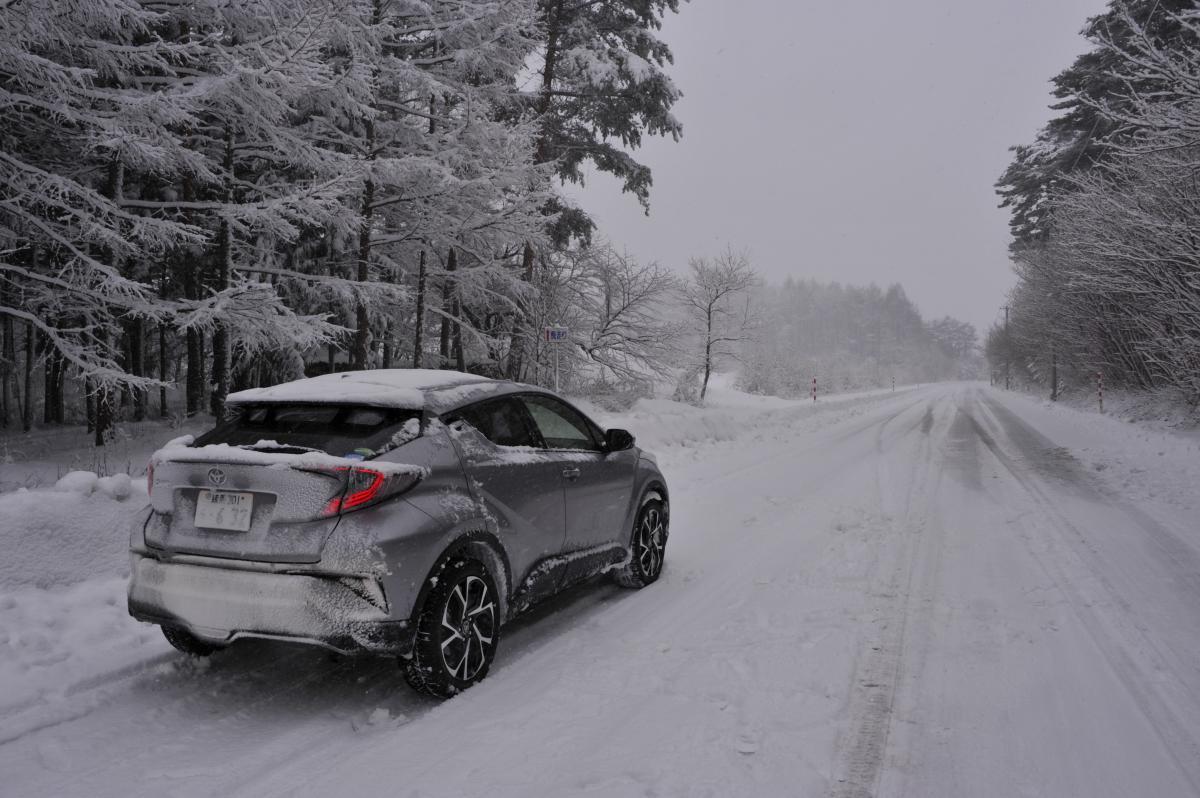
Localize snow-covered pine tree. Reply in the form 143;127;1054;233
997;2;1200;401
503;0;686;381
0;0;207;437
135;0;368;417
527;0;684;239
327;0;552;371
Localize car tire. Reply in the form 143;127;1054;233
162;625;221;657
613;497;668;588
403;558;501;698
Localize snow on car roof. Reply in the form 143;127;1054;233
226;369;496;409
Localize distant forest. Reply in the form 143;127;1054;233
739;280;980;398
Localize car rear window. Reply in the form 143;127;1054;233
194;403;422;458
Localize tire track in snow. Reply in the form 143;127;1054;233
966;391;1200;794
828;392;956;798
0;386;942;798
235;392;941;798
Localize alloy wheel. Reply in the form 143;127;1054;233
439;574;496;681
635;506;666;579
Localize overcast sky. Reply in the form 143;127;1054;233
567;0;1111;336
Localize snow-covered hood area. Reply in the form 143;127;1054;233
151;436;427;477
226;369;495;410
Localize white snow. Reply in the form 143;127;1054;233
150;442;429;478
226;369;493;409
52;471;133;500
1;380;1199;797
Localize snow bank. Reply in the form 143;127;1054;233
0;475;147;591
985;387;1200;516
0;418;209;495
0;576;170;732
1024;383;1199;432
53;471;134;501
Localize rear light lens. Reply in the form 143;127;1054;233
321;467;420;517
146;460;155;497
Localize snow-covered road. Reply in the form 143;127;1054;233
3;383;1200;797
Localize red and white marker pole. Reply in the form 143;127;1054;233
812;377;817;402
1097;371;1104;413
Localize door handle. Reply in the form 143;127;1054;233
562;467;581;481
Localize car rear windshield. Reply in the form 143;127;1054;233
193;403;422;458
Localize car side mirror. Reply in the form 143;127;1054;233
604;428;635;452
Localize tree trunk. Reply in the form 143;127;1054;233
535;0;564;158
209;248;230;417
22;322;35;432
508;0;561;379
439;255;452;366
412;250;427;368
95;374;112;447
210;128;234;418
186;326;202;416
93;159;123;444
447;248;465;371
158;262;169;418
159;321;169;418
352;21;381;371
42;332;56;425
85;377;95;433
505;242;537;381
54;348;66;423
1;311;12;428
130;316;146;421
699;306;714;402
184;272;202;417
352;150;375;369
381;263;399;369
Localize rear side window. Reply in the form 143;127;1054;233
195;404;422;458
521;395;601;451
452;398;538;447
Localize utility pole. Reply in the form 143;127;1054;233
1003;305;1010;390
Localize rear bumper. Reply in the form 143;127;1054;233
127;555;412;656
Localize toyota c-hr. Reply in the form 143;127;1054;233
128;370;669;697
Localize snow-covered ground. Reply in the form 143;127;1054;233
2;381;1199;797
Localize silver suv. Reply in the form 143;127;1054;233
128;370;669;697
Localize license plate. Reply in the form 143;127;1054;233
195;490;254;532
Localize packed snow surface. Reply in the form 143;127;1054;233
2;382;1200;797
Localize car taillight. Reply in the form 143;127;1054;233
321;467;420;517
147;460;155;497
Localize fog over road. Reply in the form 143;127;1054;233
3;384;1199;798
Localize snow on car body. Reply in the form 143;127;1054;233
127;369;669;696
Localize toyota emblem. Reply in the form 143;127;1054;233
207;467;227;487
